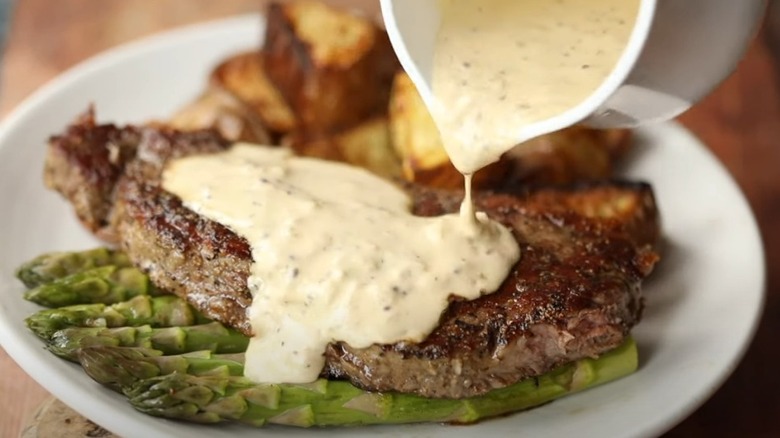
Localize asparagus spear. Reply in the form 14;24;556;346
48;322;249;361
19;249;640;427
77;346;244;391
123;338;636;427
16;248;131;288
23;265;156;308
25;295;211;339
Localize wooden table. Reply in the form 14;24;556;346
1;1;779;436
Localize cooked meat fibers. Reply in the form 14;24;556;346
45;111;659;398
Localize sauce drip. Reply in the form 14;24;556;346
430;0;639;175
163;144;519;383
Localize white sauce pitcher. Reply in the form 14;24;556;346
380;0;767;134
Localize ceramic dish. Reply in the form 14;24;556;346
0;14;765;438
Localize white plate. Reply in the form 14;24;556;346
0;14;765;438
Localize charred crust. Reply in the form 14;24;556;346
45;112;660;398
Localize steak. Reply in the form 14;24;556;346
45;110;659;398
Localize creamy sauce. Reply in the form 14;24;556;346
162;0;640;384
163;144;519;383
430;0;640;174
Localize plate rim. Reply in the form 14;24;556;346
629;123;767;436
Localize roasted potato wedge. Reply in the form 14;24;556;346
168;2;631;189
263;0;399;135
504;127;632;185
210;51;297;136
288;116;402;179
388;71;448;174
168;87;271;144
388;71;511;189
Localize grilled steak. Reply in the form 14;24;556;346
45;111;659;398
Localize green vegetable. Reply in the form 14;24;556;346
48;322;249;361
25;295;211;339
16;248;131;288
121;339;636;427
17;249;640;427
77;346;244;391
24;265;155;307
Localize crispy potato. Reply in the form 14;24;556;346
263;1;399;135
210;51;297;135
505;127;632;185
388;71;511;189
407;160;512;190
388;71;632;188
168;87;271;144
168;2;632;189
288;116;402;179
601;128;633;161
388;71;448;173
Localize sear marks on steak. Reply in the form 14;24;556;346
44;109;142;242
44;111;660;399
45;108;232;242
326;185;657;397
